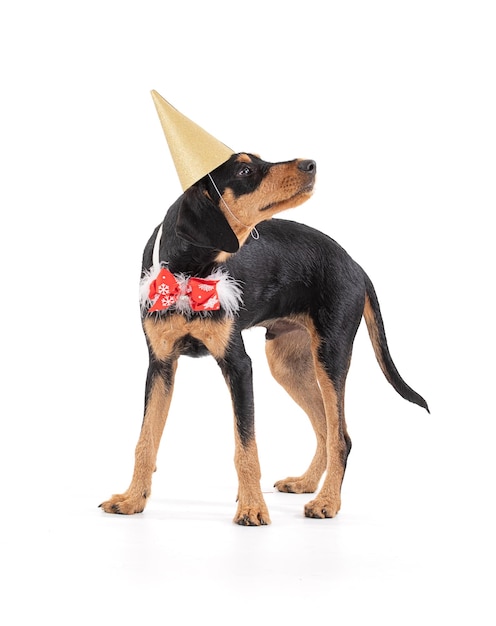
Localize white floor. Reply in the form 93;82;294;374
2;3;495;624
7;485;492;626
2;327;494;625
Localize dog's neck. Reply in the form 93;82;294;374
140;221;243;317
155;220;225;277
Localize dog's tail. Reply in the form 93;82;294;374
363;274;429;413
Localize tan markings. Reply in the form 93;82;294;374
263;314;348;518
363;294;381;355
305;320;347;518
363;294;392;384
214;250;233;263
219;157;314;245
236;154;252;163
233;430;271;526
99;365;177;514
266;325;327;494
306;357;342;516
143;315;234;360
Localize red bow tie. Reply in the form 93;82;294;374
148;268;220;313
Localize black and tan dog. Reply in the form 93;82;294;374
100;153;428;525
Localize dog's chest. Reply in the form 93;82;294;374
143;315;234;361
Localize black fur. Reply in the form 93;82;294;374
142;153;428;490
225;219;429;411
101;152;427;524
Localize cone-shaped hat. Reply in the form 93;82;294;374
151;90;235;191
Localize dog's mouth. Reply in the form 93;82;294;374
259;182;315;212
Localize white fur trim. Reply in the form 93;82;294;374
139;263;243;318
208;267;244;317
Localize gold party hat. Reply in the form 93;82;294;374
151;90;235;191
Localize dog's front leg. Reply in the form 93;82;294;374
100;358;177;515
217;335;271;526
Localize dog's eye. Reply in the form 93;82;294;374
237;165;253;177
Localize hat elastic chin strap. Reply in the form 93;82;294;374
208;174;260;241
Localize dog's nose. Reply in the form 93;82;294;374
298;159;316;173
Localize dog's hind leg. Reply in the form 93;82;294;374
303;336;353;519
100;357;177;515
265;326;327;493
216;333;271;526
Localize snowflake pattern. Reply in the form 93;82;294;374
197;283;214;292
145;267;232;314
203;296;219;310
160;295;176;308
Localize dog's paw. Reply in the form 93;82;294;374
99;492;147;515
274;476;319;494
233;502;271;526
304;496;340;519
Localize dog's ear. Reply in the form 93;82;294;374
175;185;239;253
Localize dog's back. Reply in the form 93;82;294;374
101;153;427;524
227;218;428;412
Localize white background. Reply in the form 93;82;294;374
1;1;494;624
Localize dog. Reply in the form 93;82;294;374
100;153;429;525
